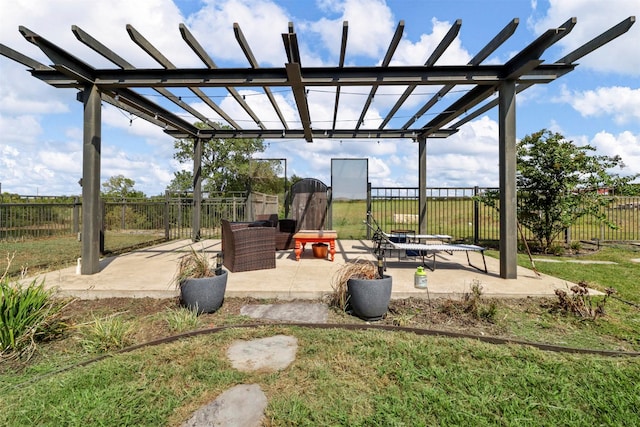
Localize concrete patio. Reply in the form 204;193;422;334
35;239;577;300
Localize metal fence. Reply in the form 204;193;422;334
368;187;639;244
2;189;638;244
0;193;250;242
0;196;80;240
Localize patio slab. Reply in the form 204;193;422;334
33;239;579;300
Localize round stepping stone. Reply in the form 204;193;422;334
181;383;267;427
227;335;298;373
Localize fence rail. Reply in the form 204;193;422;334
367;187;639;244
1;189;638;245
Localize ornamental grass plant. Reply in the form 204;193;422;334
329;258;380;311
0;255;67;361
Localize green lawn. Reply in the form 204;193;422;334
1;237;639;425
1;327;639;426
0;232;163;278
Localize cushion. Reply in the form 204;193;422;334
248;220;272;228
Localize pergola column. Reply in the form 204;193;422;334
418;136;427;234
192;137;202;242
81;84;101;274
498;80;518;279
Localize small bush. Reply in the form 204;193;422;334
78;314;133;353
0;269;67;361
569;241;582;252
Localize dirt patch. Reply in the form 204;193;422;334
55;295;530;349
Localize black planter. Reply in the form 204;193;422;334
179;270;228;314
347;274;392;321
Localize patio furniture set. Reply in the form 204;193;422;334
220;213;488;274
220;216;338;272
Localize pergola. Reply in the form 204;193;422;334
1;16;634;277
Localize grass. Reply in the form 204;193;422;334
164;307;200;333
491;244;640;350
0;275;67;360
77;314;134;353
0;232;163;278
1;327;638;426
0;235;638;424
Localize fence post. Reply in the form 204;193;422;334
73;197;80;235
121;199;126;230
366;182;372;239
100;199;105;254
473;186;480;244
164;191;170;240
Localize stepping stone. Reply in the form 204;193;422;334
240;302;328;323
181;383;267;427
227;335;298;373
631;258;640;263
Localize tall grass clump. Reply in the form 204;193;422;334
164;306;200;332
78;314;134;353
0;269;66;361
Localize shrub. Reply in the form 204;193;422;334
0;275;66;360
570;241;582;252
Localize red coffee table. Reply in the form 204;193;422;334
293;230;338;261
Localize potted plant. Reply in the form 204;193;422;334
174;247;227;314
330;258;392;321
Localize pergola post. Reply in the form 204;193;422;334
418;136;427;235
81;84;102;274
498;80;518;279
192;137;202;242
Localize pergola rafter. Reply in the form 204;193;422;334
1;15;634;278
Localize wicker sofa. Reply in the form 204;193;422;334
255;214;298;250
221;219;276;272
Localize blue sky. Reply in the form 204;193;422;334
1;0;639;196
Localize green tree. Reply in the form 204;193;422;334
171;123;271;195
166;170;193;194
481;129;638;252
101;175;144;199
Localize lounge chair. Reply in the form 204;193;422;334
364;213;487;273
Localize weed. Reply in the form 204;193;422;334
164;306;200;333
439;280;497;323
389;312;415;327
552;281;616;320
78;313;133;353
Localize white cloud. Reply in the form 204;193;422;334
1;0;193;68
590;130;640;179
530;0;639;75
0;114;43;145
392;18;471;67
306;0;395;59
187;0;291;66
556;86;640;125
